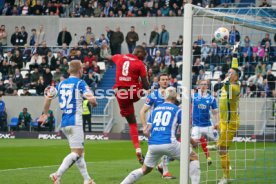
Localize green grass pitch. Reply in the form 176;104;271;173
0;139;275;184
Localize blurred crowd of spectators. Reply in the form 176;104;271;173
0;22;276;98
0;0;71;16
190;26;276;98
0;0;230;17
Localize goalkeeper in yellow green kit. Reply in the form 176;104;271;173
218;56;240;184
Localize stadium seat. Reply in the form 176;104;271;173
211;80;218;88
8;117;18;131
176;62;182;68
97;62;106;71
205;71;213;80
24;62;31;71
28;89;37;95
31;118;39;130
17;89;24;96
272;63;276;71
20;71;29;78
272;71;276;77
213;71;222;80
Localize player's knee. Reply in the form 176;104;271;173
71;148;84;156
191;138;199;147
142;165;153;175
190;151;199;161
125;114;136;123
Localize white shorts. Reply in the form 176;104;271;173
62;126;84;149
191;126;216;140
144;141;192;168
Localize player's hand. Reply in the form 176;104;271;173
214;123;219;130
90;96;97;107
38;114;48;124
222;76;230;84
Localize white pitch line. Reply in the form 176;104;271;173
0;162;94;173
0;160;135;173
0;164;60;173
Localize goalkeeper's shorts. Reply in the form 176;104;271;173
217;122;240;148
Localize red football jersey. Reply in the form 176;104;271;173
112;54;147;88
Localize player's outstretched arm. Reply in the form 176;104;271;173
141;76;150;90
143;124;151;138
38;97;52;124
43;97;51;116
212;109;220;129
140;105;151;128
84;92;97;107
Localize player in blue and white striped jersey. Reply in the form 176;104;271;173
42;60;97;184
121;87;200;184
140;74;175;179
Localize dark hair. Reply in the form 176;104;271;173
158;74;168;81
135;45;145;51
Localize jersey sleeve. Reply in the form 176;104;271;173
190;93;195;103
56;82;62;94
111;54;121;64
139;61;147;77
145;92;155;106
211;97;218;110
78;80;91;96
176;109;182;124
147;113;153;125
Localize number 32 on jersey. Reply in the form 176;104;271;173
59;89;73;114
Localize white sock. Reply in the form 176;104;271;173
189;160;200;184
121;168;144;184
136;148;142;153
158;161;163;168
161;156;169;174
76;154;91;181
56;152;79;178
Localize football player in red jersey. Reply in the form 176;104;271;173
105;45;150;164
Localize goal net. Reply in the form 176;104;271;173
180;5;276;184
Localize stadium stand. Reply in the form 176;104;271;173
0;0;259;18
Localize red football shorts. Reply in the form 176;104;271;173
115;88;143;117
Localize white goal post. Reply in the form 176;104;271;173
180;4;193;184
